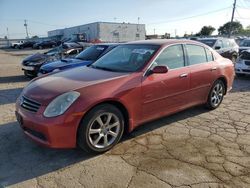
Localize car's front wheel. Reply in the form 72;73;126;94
77;104;124;153
206;80;225;110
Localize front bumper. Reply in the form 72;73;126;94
22;65;43;77
15;101;83;148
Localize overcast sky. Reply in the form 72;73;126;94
0;0;250;39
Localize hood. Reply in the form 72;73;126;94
40;58;92;71
239;47;250;54
22;66;129;104
22;53;48;65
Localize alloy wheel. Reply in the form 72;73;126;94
88;112;120;149
211;83;223;107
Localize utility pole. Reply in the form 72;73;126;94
137;17;140;32
6;27;10;46
228;0;236;38
24;19;29;39
154;28;156;35
6;27;10;39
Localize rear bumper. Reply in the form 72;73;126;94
15;102;83;148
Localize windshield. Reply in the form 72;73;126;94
75;45;108;61
198;39;216;47
45;46;63;55
90;44;160;72
240;40;250;47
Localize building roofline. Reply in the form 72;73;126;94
48;21;145;33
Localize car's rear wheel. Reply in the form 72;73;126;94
77;104;124;153
206;80;225;110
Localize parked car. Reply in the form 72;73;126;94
15;39;235;153
11;40;24;48
198;38;239;63
18;41;36;49
22;46;83;77
33;40;58;49
239;38;250;54
235;49;250;76
38;43;118;76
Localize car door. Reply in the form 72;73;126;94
215;39;227;57
141;44;190;122
185;44;217;104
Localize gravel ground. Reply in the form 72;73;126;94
0;49;250;188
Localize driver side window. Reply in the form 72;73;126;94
154;45;185;69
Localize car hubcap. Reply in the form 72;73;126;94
88;113;120;149
211;83;223;107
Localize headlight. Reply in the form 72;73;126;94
44;91;80;117
236;59;243;64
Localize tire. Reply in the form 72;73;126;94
77;104;124;153
24;70;35;78
39;46;43;49
206;80;225;110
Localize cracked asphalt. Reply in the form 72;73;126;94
1;49;250;188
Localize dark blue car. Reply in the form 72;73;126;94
38;44;118;76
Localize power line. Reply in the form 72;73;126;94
147;7;231;25
0;18;68;28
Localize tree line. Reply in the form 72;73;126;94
195;21;250;37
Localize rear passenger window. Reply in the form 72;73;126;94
205;48;214;62
186;45;207;65
154;45;185;69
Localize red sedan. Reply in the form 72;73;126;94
16;40;235;153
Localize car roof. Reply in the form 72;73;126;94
126;39;207;46
94;43;120;47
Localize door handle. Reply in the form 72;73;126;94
179;73;188;78
211;67;217;71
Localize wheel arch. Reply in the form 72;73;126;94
217;76;228;95
77;100;131;139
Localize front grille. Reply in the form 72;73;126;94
242;69;250;73
245;61;250;66
21;96;41;112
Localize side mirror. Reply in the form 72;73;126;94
151;65;168;74
215;46;221;50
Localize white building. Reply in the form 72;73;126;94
48;22;146;42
